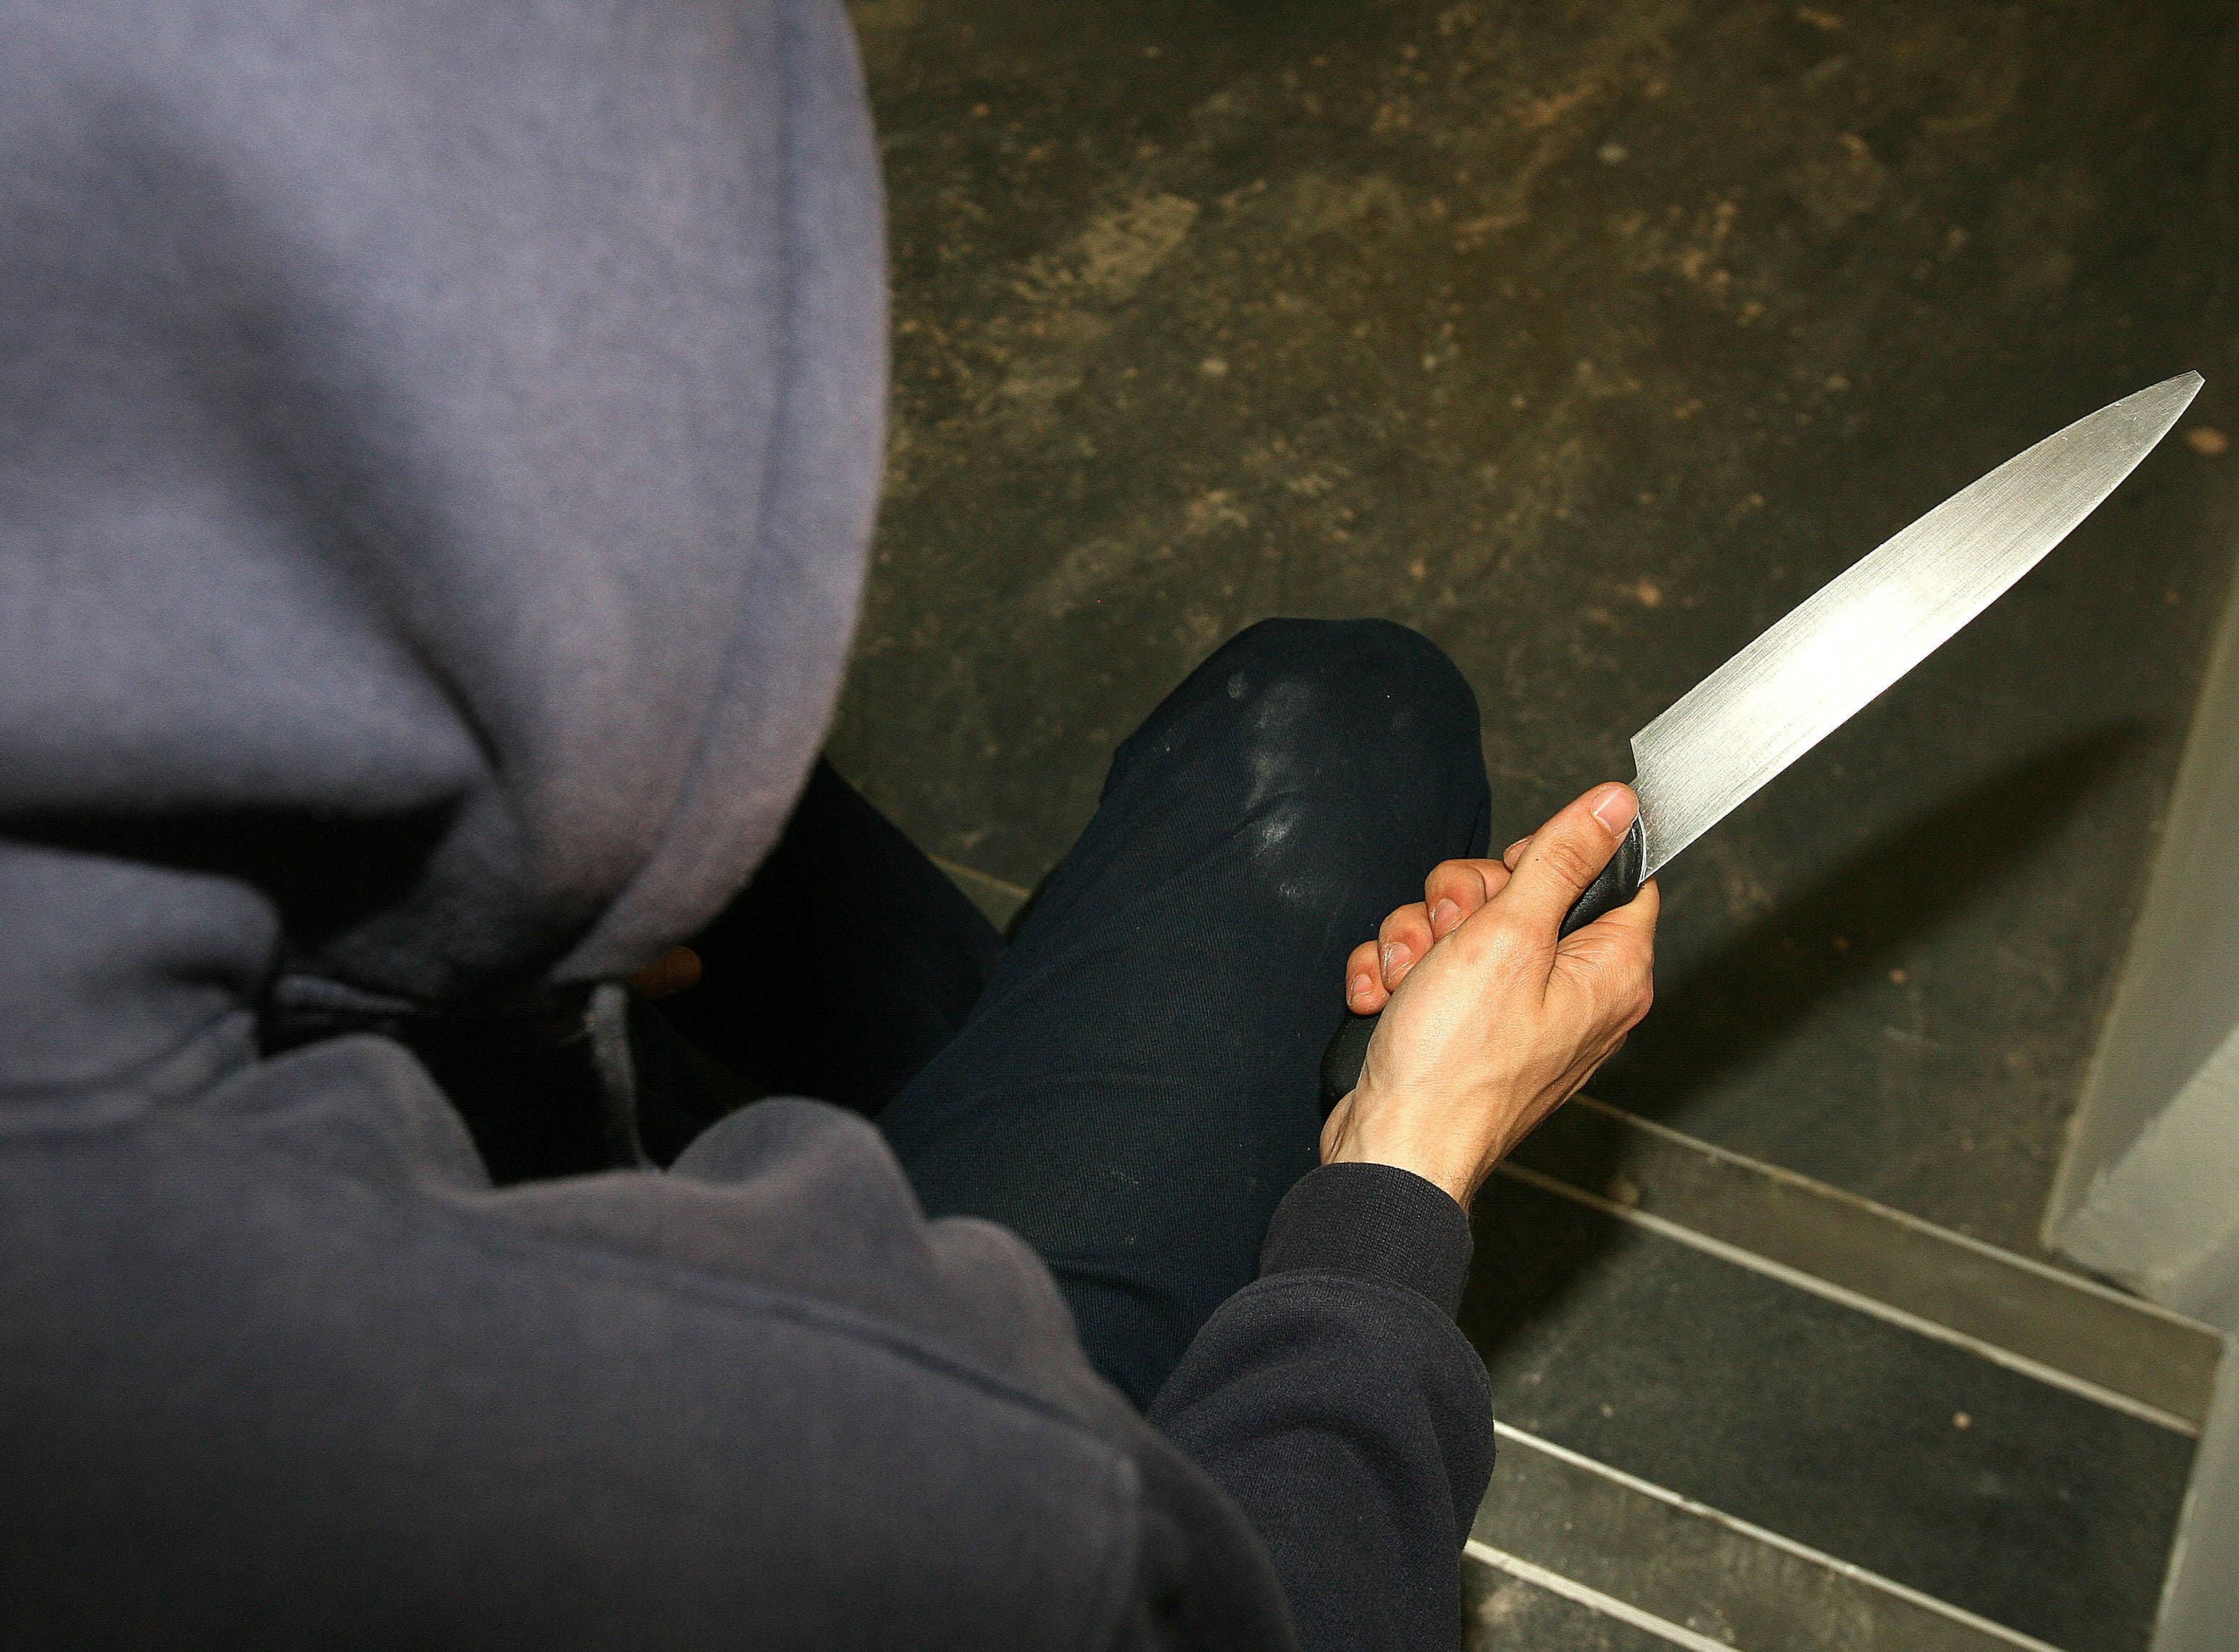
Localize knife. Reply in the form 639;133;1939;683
1322;370;2204;1108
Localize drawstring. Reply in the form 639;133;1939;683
586;983;651;1169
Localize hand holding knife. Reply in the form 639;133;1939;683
1321;373;2204;1149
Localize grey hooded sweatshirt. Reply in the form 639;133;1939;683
0;2;1494;1647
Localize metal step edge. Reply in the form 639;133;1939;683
1472;1423;2071;1652
928;855;1032;929
1501;1096;2221;1433
1465;1541;1737;1652
1570;1097;2210;1326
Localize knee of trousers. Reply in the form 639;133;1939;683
1209;618;1483;796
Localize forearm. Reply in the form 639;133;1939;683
1148;1165;1494;1652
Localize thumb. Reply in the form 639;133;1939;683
1498;783;1639;934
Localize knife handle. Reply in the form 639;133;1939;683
1318;814;1648;1111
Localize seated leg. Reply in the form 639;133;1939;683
880;619;1492;1405
663;758;1004;1116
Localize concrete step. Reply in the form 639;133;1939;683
1465;1521;1732;1652
1458;1100;2218;1651
1468;1425;2065;1651
1508;1097;2222;1433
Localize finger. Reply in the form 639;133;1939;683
1502;838;1530;870
1584;873;1660;943
1377;903;1436;988
1422;858;1513;937
1345;939;1387;1012
1497;783;1639;935
1555;878;1659;1018
1558;871;1660;952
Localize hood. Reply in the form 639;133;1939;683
0;0;885;1098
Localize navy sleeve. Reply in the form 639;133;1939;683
1148;1164;1496;1651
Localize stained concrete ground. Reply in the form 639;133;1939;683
830;0;2239;1267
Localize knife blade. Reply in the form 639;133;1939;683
1322;370;2204;1108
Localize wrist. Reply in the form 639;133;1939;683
1322;1088;1483;1208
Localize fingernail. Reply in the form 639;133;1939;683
1380;942;1408;980
1590;783;1638;835
1429;897;1460;935
1349;971;1375;1006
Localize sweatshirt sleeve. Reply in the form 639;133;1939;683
1146;1164;1495;1652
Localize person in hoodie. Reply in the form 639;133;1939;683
0;2;1658;1648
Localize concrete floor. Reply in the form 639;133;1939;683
1465;1175;2192;1649
828;0;2239;1260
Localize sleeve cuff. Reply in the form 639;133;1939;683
1258;1162;1475;1318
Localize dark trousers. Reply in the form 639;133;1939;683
663;620;1492;1406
